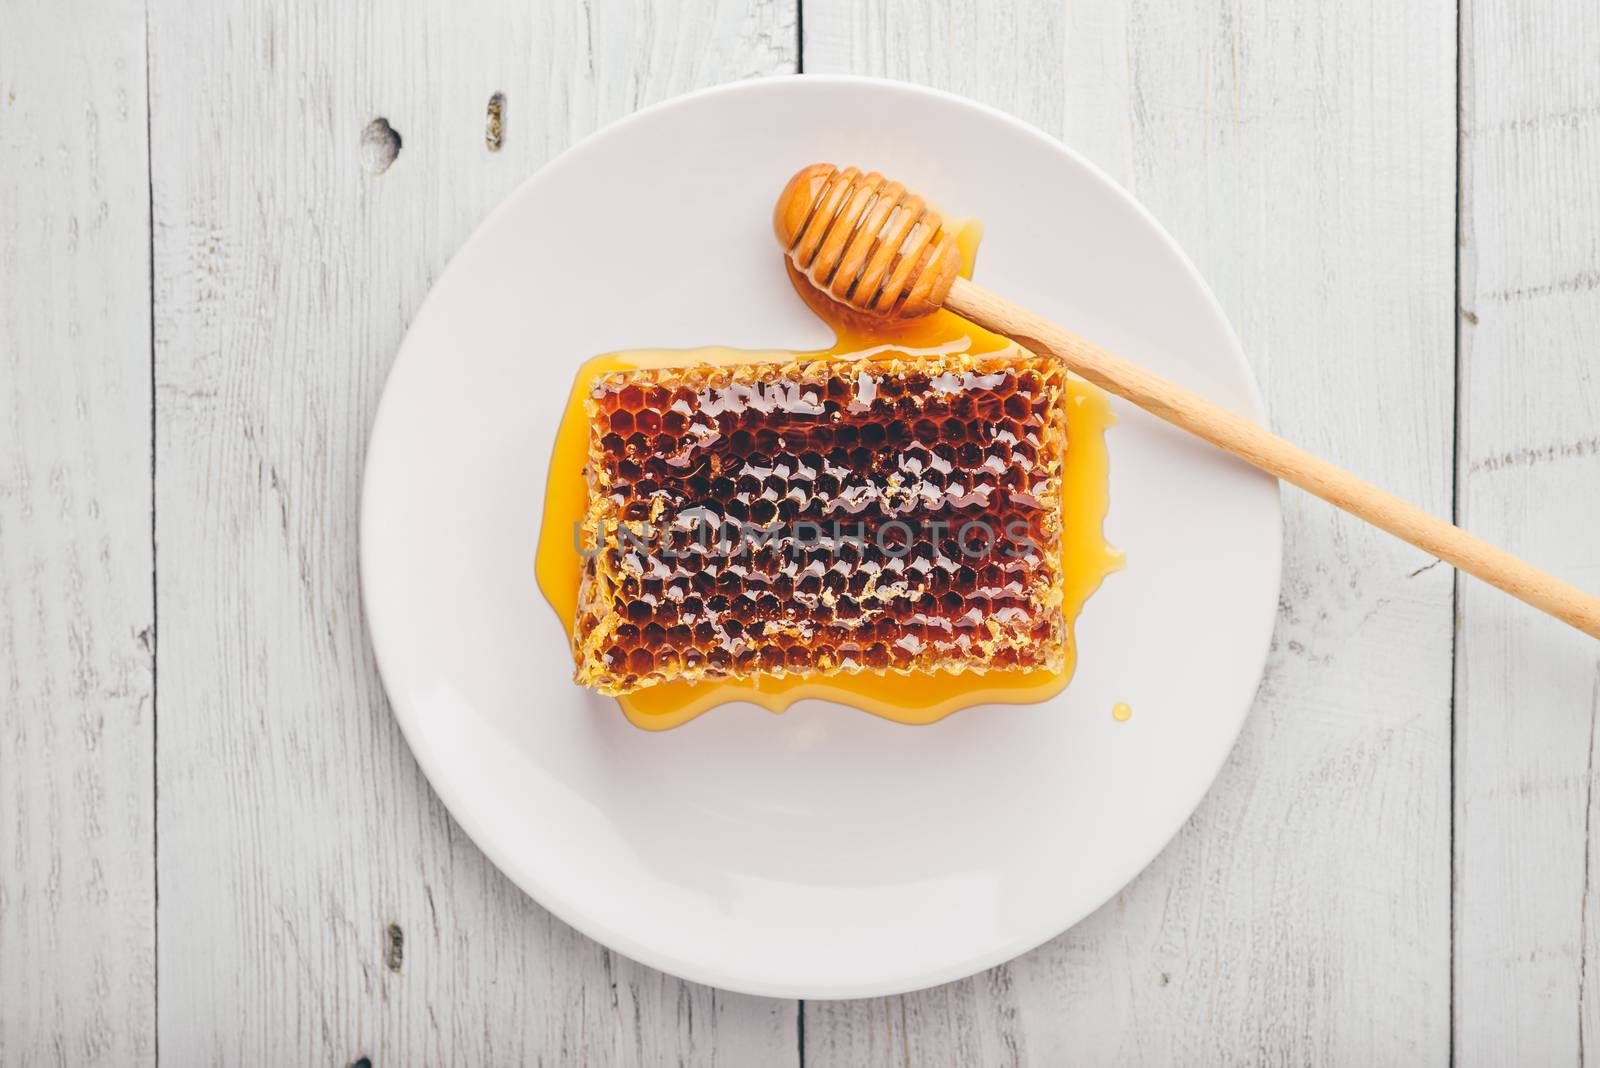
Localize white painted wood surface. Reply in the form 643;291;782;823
5;0;1600;1062
804;1;1457;1063
0;3;156;1064
1455;1;1600;1063
146;1;796;1064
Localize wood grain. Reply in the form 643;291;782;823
14;0;1598;1058
147;1;798;1063
804;0;1457;1062
1454;0;1600;1062
0;2;156;1063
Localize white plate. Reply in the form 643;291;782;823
361;75;1280;1000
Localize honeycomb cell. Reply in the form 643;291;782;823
569;345;1070;695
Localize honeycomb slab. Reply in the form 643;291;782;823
570;344;1070;695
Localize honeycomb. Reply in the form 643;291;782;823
570;344;1070;695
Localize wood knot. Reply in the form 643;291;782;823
361;118;401;175
384;922;404;973
485;93;505;152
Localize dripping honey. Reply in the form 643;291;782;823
536;222;1122;729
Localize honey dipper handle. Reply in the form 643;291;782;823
946;276;1600;639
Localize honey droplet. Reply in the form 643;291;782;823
1112;702;1132;722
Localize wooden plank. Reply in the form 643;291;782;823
0;2;156;1063
147;2;799;1062
803;1;1457;1062
1454;1;1600;1062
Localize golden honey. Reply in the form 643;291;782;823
536;223;1122;728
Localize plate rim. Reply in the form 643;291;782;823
360;72;1283;999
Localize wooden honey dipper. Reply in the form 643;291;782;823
774;162;1600;638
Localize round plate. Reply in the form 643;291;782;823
361;75;1280;999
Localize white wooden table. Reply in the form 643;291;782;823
4;0;1598;1062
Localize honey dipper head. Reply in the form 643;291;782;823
773;163;962;319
